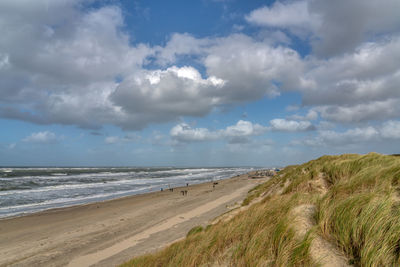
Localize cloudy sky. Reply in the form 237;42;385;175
1;0;400;166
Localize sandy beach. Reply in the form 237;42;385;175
0;172;268;267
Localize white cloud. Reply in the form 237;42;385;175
270;119;315;132
245;2;400;125
105;134;140;144
154;32;309;103
381;121;400;139
110;34;310;129
105;136;120;144
0;2;153;129
0;0;399;134
300;36;400;124
223;120;267;137
7;143;16;149
232;24;245;32
257;30;292;45
0;4;310;131
110;66;226;129
288;110;318;121
150;131;167;145
170;123;218;143
295;121;400;147
22;131;59;144
170;120;268;143
204;34;311;99
154;33;212;66
314;99;400;124
297;127;379;147
245;1;319;37
170;118;315;144
303;38;400;105
324;127;379;144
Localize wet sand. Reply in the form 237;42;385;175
0;172;268;267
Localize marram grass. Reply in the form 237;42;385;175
121;153;400;266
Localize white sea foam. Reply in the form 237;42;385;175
0;167;253;218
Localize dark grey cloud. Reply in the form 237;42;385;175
309;0;400;56
246;0;400;56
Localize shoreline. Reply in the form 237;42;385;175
0;170;252;221
0;171;269;267
0;179;228;221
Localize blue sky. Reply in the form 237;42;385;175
1;0;400;166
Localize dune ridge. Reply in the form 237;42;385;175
123;153;400;266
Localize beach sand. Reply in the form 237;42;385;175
0;172;268;267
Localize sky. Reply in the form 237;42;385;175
0;0;400;167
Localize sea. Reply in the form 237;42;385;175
0;167;254;218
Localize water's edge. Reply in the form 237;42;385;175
0;167;255;219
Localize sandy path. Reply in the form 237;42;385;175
291;204;350;267
68;185;251;267
0;173;266;267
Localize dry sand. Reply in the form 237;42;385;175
0;172;267;267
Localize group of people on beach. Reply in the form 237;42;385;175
160;180;220;195
160;182;190;194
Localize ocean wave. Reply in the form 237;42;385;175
0;186;155;218
0;167;253;218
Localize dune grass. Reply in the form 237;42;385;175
121;193;315;267
121;153;400;266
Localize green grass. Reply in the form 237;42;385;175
121;153;400;267
186;226;203;237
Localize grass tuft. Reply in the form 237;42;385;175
186;226;203;237
121;153;400;266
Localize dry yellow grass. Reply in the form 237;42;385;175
121;153;400;267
